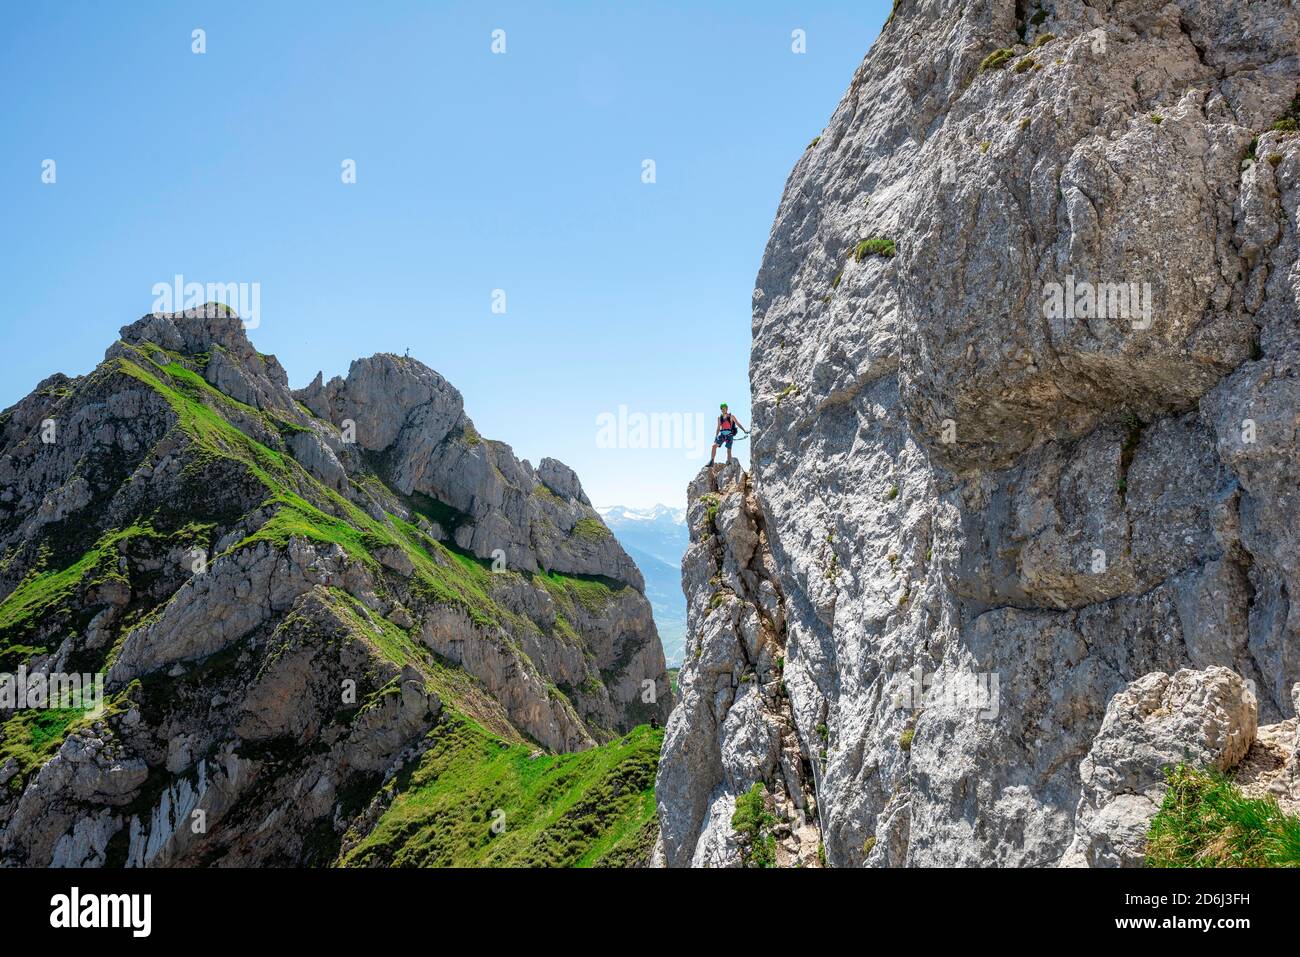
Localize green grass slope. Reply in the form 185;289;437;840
340;720;661;867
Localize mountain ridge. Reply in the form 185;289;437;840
0;306;669;867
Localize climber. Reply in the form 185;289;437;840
709;403;748;466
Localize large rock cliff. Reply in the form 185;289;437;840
660;0;1300;866
0;307;669;867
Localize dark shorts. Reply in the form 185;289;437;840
715;430;735;448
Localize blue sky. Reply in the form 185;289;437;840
1;0;887;509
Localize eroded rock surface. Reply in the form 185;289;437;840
655;464;820;867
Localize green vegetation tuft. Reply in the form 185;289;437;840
1146;764;1300;867
731;782;777;868
0;707;95;793
572;517;612;543
538;569;624;620
854;237;897;261
1013;56;1036;74
980;48;1015;71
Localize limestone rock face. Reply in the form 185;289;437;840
655;464;821;868
0;309;668;866
662;0;1300;866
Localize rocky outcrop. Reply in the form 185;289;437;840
0;308;669;866
655;464;820;867
1058;666;1300;866
659;0;1300;866
1062;666;1257;867
293;355;642;588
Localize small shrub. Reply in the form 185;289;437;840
1271;118;1298;133
980;48;1015;71
979;140;990;154
731;783;777;868
885;485;899;500
807;135;821;149
899;728;915;751
1269;153;1284;167
854;237;897;261
1150;113;1163;125
1033;32;1055;47
862;835;877;855
1013;56;1036;74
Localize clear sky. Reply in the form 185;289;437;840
1;0;888;510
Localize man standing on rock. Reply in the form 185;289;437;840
709;403;748;467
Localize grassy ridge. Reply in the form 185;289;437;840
340;719;661;867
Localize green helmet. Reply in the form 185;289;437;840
720;402;728;409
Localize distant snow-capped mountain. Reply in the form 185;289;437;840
597;504;687;525
598;504;689;667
